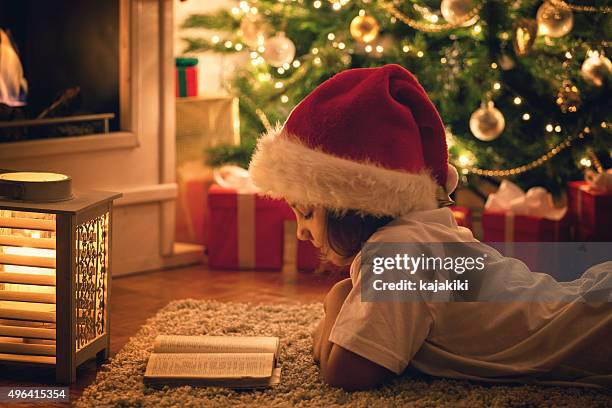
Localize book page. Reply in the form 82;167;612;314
144;353;274;379
153;335;279;355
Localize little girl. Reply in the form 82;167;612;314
248;64;611;391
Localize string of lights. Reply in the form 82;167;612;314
548;0;612;13
462;129;589;177
378;1;482;33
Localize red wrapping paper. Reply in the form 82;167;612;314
208;184;289;270
175;66;198;97
567;181;612;241
450;206;472;229
176;178;215;246
482;210;571;242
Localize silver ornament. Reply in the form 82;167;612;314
469;101;505;141
581;53;612;87
440;0;478;26
263;32;296;68
536;2;573;38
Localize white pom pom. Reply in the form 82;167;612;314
445;164;459;194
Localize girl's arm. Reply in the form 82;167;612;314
315;278;394;391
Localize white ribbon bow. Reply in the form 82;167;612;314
585;168;612;193
485;180;567;220
213;165;260;194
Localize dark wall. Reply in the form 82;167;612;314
0;1;119;130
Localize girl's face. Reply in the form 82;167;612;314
289;203;351;266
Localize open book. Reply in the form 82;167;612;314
144;335;281;388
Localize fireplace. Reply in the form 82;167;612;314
0;0;120;142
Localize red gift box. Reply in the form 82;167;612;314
450;206;472;229
175;66;198;97
176;177;216;246
567;181;612;241
482;210;571;242
208;184;290;270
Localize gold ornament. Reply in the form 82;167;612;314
469;101;505;141
580;52;612;87
440;0;478;27
556;80;581;113
240;14;266;47
263;32;296;68
536;2;573;38
513;19;538;56
349;13;380;43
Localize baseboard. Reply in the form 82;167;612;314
113;242;204;277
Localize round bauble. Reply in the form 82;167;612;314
536;2;573;38
513;18;538;56
263;32;296;68
581;53;612;87
469;102;505;141
349;14;379;43
440;0;478;27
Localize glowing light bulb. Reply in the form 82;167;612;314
546;124;554;132
493;82;501;90
313;0;322;8
522;113;531;120
513;97;522;105
281;95;289;103
417;51;424;58
327;33;335;41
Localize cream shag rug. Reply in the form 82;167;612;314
77;300;611;407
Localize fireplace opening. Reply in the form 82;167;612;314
0;1;120;143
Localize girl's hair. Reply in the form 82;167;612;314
325;210;394;259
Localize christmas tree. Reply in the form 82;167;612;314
180;0;611;195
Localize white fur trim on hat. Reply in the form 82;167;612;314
248;125;439;217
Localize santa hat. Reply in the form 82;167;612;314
248;64;457;217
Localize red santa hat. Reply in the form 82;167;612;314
248;64;457;217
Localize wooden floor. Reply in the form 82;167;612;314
0;264;341;407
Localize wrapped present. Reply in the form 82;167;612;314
281;218;322;273
176;95;240;166
175;164;215;246
567;179;612;241
482;180;570;242
450;206;472;229
208;184;288;270
175;57;198;97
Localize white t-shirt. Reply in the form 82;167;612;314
328;207;612;388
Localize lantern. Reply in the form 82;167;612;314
0;171;120;383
